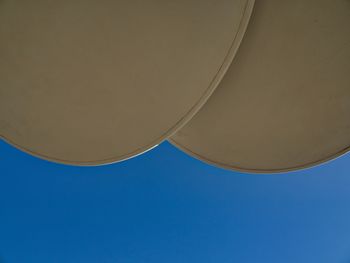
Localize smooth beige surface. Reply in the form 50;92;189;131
171;0;350;173
0;0;254;165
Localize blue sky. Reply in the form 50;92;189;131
0;140;350;263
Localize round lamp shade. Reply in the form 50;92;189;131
171;0;350;173
0;0;254;165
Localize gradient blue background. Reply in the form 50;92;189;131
1;140;350;263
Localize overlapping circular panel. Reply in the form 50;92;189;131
0;0;254;165
171;0;350;173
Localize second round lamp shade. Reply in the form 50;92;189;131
171;0;350;173
0;0;254;165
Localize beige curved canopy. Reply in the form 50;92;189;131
171;0;350;173
0;0;254;165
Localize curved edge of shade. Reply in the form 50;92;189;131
169;138;350;174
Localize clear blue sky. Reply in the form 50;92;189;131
1;140;350;263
